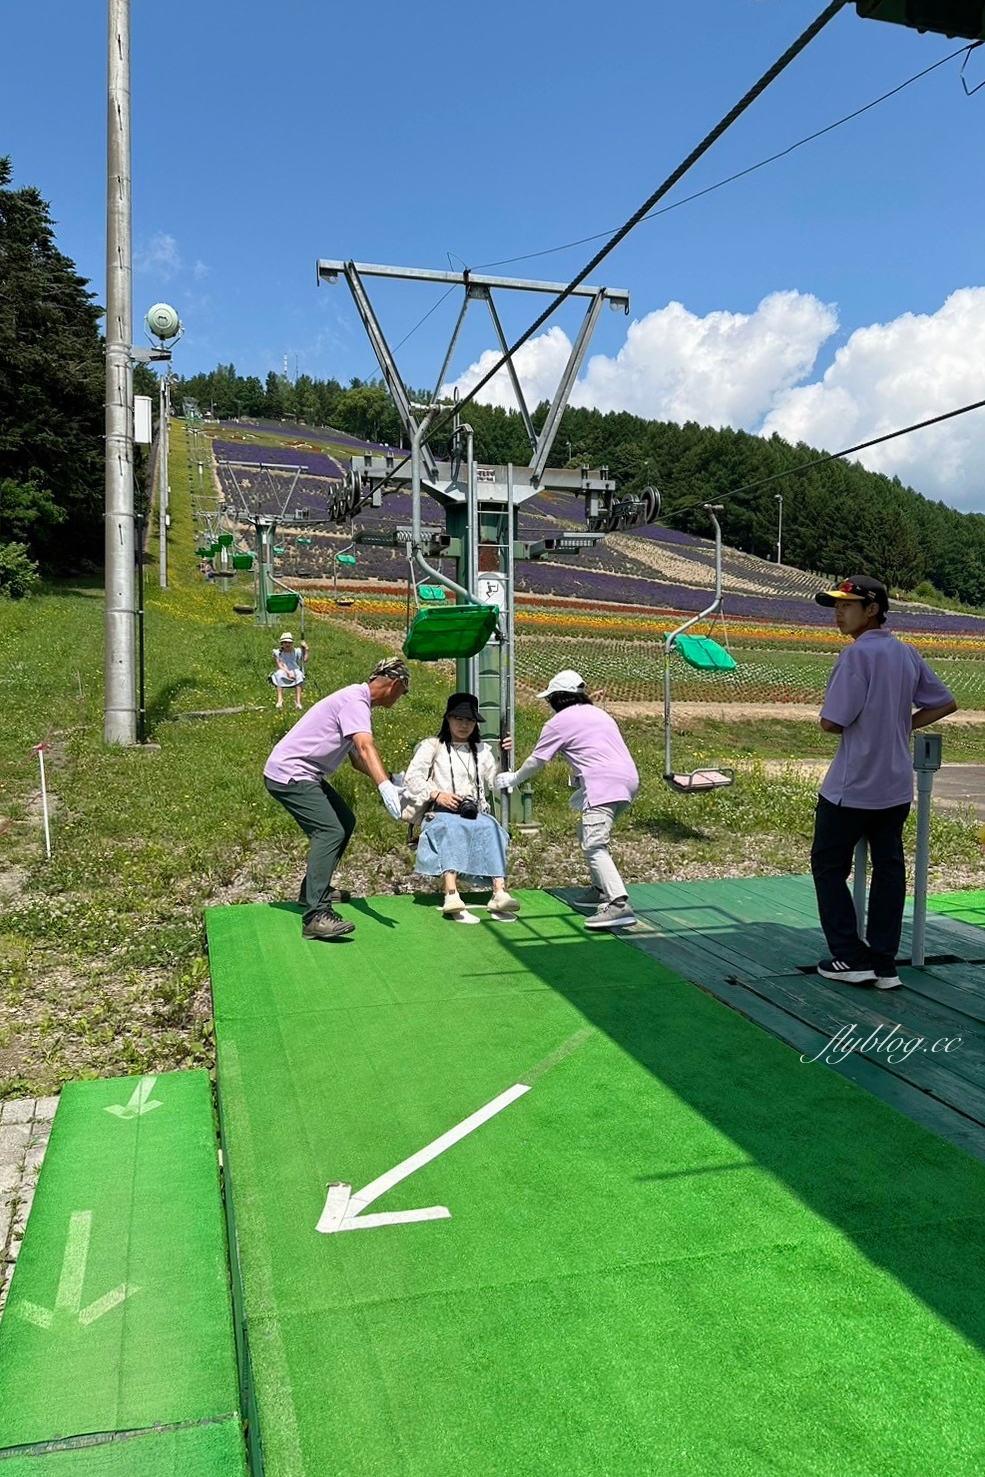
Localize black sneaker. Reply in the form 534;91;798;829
816;958;876;985
302;908;355;942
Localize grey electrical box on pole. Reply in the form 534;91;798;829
910;732;943;967
104;0;136;745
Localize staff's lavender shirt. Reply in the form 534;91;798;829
264;682;373;784
529;705;639;807
820;629;952;809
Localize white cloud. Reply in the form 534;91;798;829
761;288;985;508
135;231;182;279
573;291;837;426
439;286;985;508
441;325;573;412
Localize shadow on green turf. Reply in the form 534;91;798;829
487;923;985;1359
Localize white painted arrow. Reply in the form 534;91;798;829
105;1076;163;1120
14;1212;140;1329
317;1082;531;1234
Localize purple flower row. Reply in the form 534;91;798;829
213;439;345;480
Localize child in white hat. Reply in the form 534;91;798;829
270;632;309;709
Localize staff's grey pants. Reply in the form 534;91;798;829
578;802;629;903
264;776;355;923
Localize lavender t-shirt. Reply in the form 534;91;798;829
529;705;639;807
264;683;372;784
820;629;952;809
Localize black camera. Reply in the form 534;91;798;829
457;797;479;821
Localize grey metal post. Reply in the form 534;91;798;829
504;463;516;827
104;0;136;744
852;839;867;932
775;493;783;566
158;373;168;587
911;732;943;968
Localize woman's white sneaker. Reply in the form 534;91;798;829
487;893;521;915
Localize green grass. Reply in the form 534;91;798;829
0;418;982;1096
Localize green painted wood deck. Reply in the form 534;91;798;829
555;878;985;1164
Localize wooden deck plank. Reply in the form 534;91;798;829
619;937;985;1166
740;972;985;1117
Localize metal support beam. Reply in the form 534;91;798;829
531;291;605;480
334;263;439;479
318;260;630;305
477;287;536;451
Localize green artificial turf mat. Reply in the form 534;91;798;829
929;888;985;927
0;1072;241;1450
208;891;985;1476
0;1418;246;1473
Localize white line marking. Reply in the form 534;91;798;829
14;1211;140;1329
317;1083;530;1234
105;1076;163;1119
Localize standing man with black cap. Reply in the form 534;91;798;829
263;657;410;940
811;576;956;989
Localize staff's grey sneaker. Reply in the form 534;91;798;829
584;900;637;931
302;908;355;941
573;886;604;909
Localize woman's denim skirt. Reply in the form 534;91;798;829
414;812;509;880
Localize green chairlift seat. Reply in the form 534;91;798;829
675;634;736;671
217;533;234;548
417;585;447;602
403;604;499;661
232;553;254;570
336;553;357;566
266;592;300;615
195;546;211;559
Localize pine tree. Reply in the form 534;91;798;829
0;157;105;570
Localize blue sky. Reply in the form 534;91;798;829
5;1;985;506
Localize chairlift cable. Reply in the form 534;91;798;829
475;45;968;272
359;1;850;487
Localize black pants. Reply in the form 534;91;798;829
810;795;910;975
264;777;355;924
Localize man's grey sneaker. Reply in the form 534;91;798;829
584;900;637;931
302;908;355;941
816;959;876;984
875;974;902;990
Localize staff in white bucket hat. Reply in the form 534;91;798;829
496;670;639;930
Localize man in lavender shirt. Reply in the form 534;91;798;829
811;576;956;989
496;669;639;930
263;657;409;941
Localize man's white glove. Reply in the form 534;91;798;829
495;771;517;792
378;779;402;819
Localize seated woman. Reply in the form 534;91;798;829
402;693;520;924
270;632;308;711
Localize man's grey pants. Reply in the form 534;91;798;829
578;802;629;903
264;776;355;923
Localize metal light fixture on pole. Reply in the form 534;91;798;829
104;0;136;744
774;492;783;565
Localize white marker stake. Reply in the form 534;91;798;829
317;1082;531;1234
33;743;51;861
15;1212;140;1329
105;1076;163;1119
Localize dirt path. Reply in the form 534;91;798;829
606;701;985;724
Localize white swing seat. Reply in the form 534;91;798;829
664;768;735;793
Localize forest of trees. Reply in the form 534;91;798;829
177;363;985;606
3;148;984;604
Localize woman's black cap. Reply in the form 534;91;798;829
444;692;481;721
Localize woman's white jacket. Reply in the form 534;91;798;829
402;738;501;816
